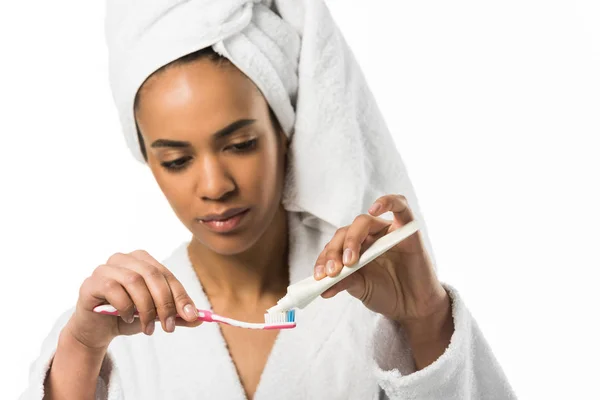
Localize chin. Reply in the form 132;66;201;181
192;231;259;256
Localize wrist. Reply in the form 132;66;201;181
62;318;110;356
46;322;109;400
401;291;454;346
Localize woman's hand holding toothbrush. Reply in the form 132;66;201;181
46;250;202;399
313;194;454;369
65;249;202;350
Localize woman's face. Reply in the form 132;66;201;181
135;58;288;255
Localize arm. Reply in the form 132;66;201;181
310;195;516;398
402;288;454;371
44;321;109;400
374;283;517;400
19;309;117;400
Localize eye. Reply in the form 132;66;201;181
228;139;258;152
161;156;192;172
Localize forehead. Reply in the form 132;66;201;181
135;59;268;138
141;59;262;110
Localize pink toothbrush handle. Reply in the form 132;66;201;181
93;304;214;322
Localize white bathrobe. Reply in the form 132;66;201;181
20;212;517;399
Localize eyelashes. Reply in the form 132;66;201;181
160;139;258;172
161;156;193;171
229;138;258;152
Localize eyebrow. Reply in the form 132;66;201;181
150;119;256;149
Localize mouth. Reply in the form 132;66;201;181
196;208;250;233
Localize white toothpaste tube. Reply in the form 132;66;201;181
266;220;421;314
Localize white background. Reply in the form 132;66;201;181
1;1;598;398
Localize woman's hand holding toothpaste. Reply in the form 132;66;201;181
313;194;454;370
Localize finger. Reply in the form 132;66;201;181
320;272;365;299
368;194;415;225
82;275;136;324
119;254;178;333
118;308;203;334
129;250;199;323
313;227;347;280
342;215;390;269
94;264;157;335
313;229;343;280
325;215;390;278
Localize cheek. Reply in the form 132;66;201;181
236;156;275;192
235;149;282;199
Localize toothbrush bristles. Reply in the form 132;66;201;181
264;310;296;325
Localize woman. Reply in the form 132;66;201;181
22;1;516;399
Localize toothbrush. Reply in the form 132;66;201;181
267;219;420;314
93;305;296;330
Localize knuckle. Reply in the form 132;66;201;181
139;308;157;322
162;270;176;282
143;266;163;281
102;279;120;293
120;302;135;313
107;252;126;265
315;254;327;264
79;277;93;296
124;272;144;286
353;214;365;224
157;299;177;313
91;266;102;278
335;227;347;236
325;249;340;260
130;249;150;257
92;263;107;273
135;300;156;315
173;291;189;303
357;214;370;223
344;236;358;247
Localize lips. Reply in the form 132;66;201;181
197;208;250;233
198;207;249;222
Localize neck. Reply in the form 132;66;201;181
187;205;289;308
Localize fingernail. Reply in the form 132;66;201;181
145;322;155;335
166;316;176;332
184;304;198;319
326;260;336;275
314;265;325;279
343;248;353;265
369;203;382;214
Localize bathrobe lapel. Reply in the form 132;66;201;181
159;212;378;399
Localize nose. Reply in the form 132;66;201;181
195;154;236;201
